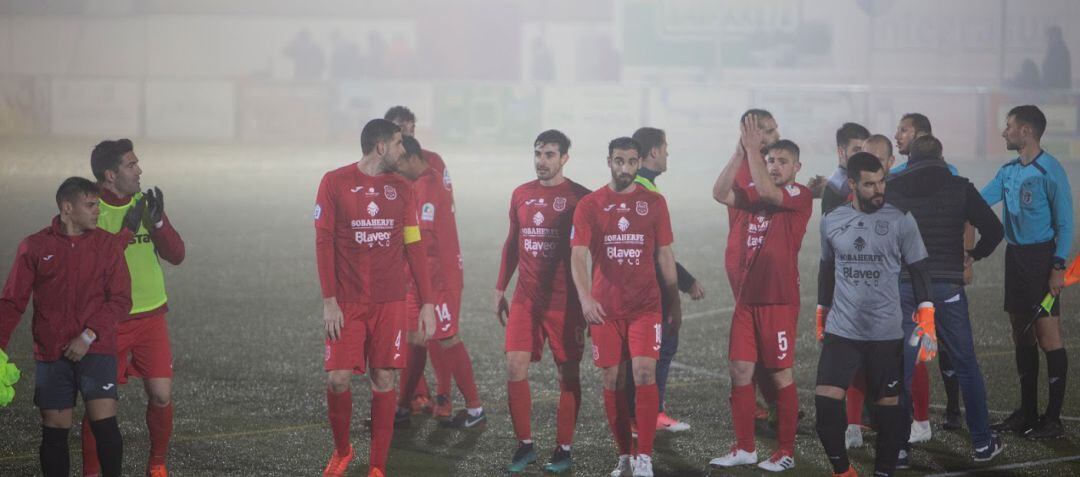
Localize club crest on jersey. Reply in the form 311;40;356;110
553;197;566;212
383;185;398;200
443;168;453;190
617;216;630;232
875;220;889;236
421;203;435;221
636;201;649;216
367;201;380;217
313;204;322;220
532;211;545;226
854;236;867;251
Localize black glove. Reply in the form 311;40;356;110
145;187;164;225
122;197;148;234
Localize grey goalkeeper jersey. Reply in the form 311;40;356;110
821;203;928;341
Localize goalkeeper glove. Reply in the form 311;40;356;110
907;302;937;362
0;349;20;407
816;305;828;342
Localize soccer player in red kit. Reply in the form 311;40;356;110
315;118;437;477
571;137;681;477
495;130;591;474
711;114;812;472
385;106;483;424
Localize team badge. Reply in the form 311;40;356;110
367;201;380;217
1021;188;1033;205
313;204;322;220
875;220;889;236
443;168;453;191
383;185;398;200
532;211;545;226
853;236;867;251
636;201;649;216
618;216;630;232
553;197;566;212
421;203;435;221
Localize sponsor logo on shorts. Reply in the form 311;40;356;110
102;383;115;391
653;323;662;351
553;197;566;212
383;185;398;200
777;353;788;361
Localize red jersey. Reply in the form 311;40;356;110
571;185;674;318
0;217;132;361
496;179;592;311
315;164;420;304
421;149;464;290
725;180;812;305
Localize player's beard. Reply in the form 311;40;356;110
379;154;398;173
611;173;635;191
1005;139;1022;151
857;193;885;213
536;164;558;181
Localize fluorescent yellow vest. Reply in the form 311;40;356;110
97;192;168;314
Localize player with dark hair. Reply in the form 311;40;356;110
819;123;871;214
983;105;1074;439
495;129;591;473
571;136;681;477
628;126;704;434
711;116;812;471
887;134;1005;465
1;177;141;477
815;152;936;477
83;138;186;477
384;106;482;424
315;118;437;477
892;113;956;176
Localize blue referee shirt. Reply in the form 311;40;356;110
980;150;1074;262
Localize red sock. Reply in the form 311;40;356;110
731;383;756;452
370;389;396;472
415;376;430;397
507;379;532;442
445;342;482;408
327;388;352;455
556;377;581;447
398;344;428;408
603;388;633;455
81;415;100;476
428;341;452;397
635;384;659;456
913;361;930;422
846;371;866;426
146;402;174;466
776;383;798;454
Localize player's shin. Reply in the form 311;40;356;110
1016;345;1040;421
89;417;123;477
776;383;798;453
369;389;396;472
603;387;633;455
446;342;482;410
556;376;581;446
1045;348;1067;421
147;401;173;467
814;395;849;474
872;404;903;475
326;388;353;455
507;379;532;442
40;426;71;477
731;384;756;452
634;384;659;455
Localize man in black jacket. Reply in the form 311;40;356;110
885;135;1006;465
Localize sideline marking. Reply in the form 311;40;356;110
924;454;1080;476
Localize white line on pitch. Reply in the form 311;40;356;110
927;403;1080;422
923;454;1080;476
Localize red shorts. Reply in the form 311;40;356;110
728;303;799;369
116;314;174;385
325;301;406;374
405;288;461;341
504;298;586;364
589;313;662;368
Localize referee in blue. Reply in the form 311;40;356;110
982;105;1074;439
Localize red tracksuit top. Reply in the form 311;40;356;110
0;216;132;361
